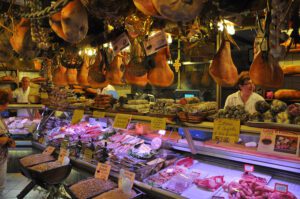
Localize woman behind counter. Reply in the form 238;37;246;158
224;71;265;114
0;89;15;195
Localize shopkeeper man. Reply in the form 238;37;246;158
12;76;31;117
224;71;265;114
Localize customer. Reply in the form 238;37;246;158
224;71;265;114
0;89;15;195
13;76;31;117
101;84;119;99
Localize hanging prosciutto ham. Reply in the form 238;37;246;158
151;0;206;22
88;50;108;88
49;0;88;43
133;0;161;17
66;68;78;85
249;51;284;88
106;54;125;85
209;33;238;87
78;56;90;86
148;47;174;87
53;65;68;87
124;40;148;87
10;18;37;58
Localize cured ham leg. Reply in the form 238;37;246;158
88;51;108;88
66;68;78;85
106;54;124;85
78;56;90;86
53;65;68;87
209;36;238;87
148;47;174;87
249;51;284;88
49;0;88;43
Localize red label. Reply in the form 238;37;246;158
244;164;254;172
214;176;223;184
275;183;288;193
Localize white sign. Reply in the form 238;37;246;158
143;31;168;56
111;32;131;55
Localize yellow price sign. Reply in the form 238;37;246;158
95;163;111;181
71;109;84;124
123;170;135;189
93;111;106;118
41;92;49;99
113;114;132;129
58;148;69;164
151;117;166;130
212;118;240;144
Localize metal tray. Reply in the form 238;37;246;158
64;177;144;199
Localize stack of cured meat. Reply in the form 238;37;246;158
93;94;114;110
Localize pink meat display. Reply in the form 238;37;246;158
222;178;297;199
145;166;186;187
242;172;267;185
194;176;225;191
175;157;194;168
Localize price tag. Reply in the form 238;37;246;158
58;148;69;164
42;146;55;155
113;114;132;129
93;111;106;118
212;118;240;144
41;92;49;99
111;32;131;54
0;119;8;131
151;117;166;131
275;183;288;193
244;164;254;172
143;30;168;56
95;163;111;181
71;109;84;124
83;148;93;161
123;170;135;189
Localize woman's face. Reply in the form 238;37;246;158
239;79;255;95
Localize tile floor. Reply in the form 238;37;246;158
0;173;66;199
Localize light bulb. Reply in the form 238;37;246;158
227;25;235;35
103;43;109;48
167;34;172;44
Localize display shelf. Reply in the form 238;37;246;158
8;104;44;109
182;121;262;134
246;121;300;132
141;135;300;174
31;141;186;199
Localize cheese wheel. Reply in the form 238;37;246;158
274;89;300;99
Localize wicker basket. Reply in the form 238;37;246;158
177;111;203;123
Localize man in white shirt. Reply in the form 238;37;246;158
12;77;31;117
224;72;265;114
